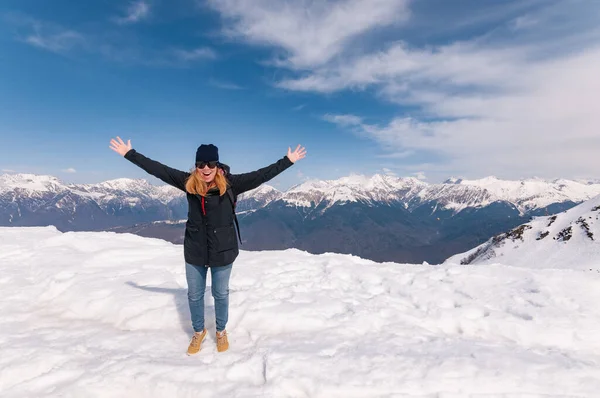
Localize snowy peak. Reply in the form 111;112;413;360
0;173;65;193
441;176;600;212
240;184;281;198
278;174;600;213
79;178;182;204
283;174;428;208
446;194;600;269
89;178;153;191
0;172;185;230
0;173;183;205
290;173;426;192
3;172;600;218
237;185;283;210
417;183;496;213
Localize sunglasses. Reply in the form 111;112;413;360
196;161;218;169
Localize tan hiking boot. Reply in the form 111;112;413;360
187;329;207;355
216;330;229;352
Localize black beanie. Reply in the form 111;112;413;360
195;144;219;163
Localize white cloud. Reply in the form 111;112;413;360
13;16;217;68
280;41;529;94
382;168;397;177
510;15;539;31
62;168;77;173
325;44;600;181
1;169;15;173
114;1;151;25
413;171;426;180
292;104;306;111
209;78;243;90
174;47;217;61
323;114;363;126
206;0;410;69
24;23;86;54
377;151;414;159
208;0;600;180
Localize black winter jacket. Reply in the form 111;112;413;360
124;149;294;267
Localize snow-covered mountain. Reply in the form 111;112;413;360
0;173;184;230
3;172;600;263
237;184;282;212
0;173;182;204
278;174;600;214
281;174;425;209
3;172;599;224
80;177;182;205
446;194;600;269
2;226;600;396
232;175;600;263
437;176;600;213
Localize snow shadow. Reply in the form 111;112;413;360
125;281;219;336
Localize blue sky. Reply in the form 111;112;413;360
1;0;599;189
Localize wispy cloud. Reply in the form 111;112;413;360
292;104;306;111
323;114;363;126
174;47;217;61
114;1;151;25
413;171;426;180
11;16;97;57
1;169;15;173
20;19;86;54
11;15;218;68
381;168;397;177
209;78;244;90
510;15;539;31
206;0;410;69
324;43;600;179
97;45;217;67
62;168;77;173
377;151;414;160
317;6;600;179
209;0;600;180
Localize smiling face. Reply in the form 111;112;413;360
195;161;218;183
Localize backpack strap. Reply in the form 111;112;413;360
226;186;242;244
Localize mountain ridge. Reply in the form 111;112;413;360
2;172;599;263
4;172;600;214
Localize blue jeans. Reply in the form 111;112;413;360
185;263;233;333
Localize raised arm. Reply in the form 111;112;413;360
228;145;307;195
109;137;189;192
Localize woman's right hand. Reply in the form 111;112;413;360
109;136;132;157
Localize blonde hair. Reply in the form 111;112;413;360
186;168;228;196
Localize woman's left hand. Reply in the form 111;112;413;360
287;145;307;163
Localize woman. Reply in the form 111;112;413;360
109;137;306;354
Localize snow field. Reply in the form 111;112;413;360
447;195;600;269
1;226;600;397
